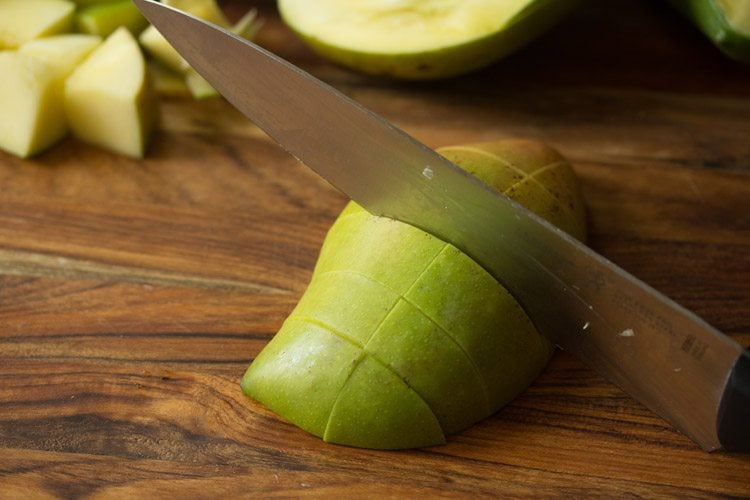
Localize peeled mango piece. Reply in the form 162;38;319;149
0;34;101;158
242;139;587;449
184;68;220;99
65;27;158;158
139;0;231;74
165;0;230;26
149;61;191;98
0;0;75;49
19;34;102;79
670;0;750;62
139;0;260;98
278;0;578;79
0;52;67;158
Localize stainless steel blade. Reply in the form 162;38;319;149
135;0;746;450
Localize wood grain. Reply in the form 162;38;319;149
1;0;749;497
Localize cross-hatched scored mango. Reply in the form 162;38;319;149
242;139;587;449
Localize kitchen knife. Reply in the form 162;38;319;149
134;0;749;452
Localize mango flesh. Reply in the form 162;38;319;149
138;0;258;99
0;0;255;159
278;0;578;79
0;35;102;158
139;24;188;74
242;139;587;449
138;0;235;77
65;27;158;158
719;0;750;34
0;0;75;49
0;52;67;158
19;34;102;79
148;61;191;98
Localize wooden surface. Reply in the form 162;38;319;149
2;0;750;497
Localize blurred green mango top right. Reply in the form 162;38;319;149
671;0;750;62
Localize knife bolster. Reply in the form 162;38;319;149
717;349;750;452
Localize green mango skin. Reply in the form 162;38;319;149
242;139;587;449
670;0;750;63
278;0;580;80
75;0;149;37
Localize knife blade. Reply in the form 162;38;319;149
134;0;749;452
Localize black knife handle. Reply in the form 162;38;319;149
717;349;750;452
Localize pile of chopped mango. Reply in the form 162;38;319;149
0;0;261;158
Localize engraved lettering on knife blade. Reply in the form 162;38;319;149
611;288;676;339
583;269;607;293
681;334;708;361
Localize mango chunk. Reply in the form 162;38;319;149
64;27;158;157
0;0;75;49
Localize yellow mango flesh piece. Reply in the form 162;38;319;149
184;68;219;99
139;0;259;99
0;0;74;49
242;139;587;449
232;8;263;40
718;0;750;34
139;24;188;74
64;27;158;158
0;35;101;158
148;61;191;98
20;34;102;80
0;52;66;158
138;0;230;73
164;0;230;26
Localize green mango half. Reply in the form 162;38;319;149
277;0;579;80
670;0;750;62
242;139;587;449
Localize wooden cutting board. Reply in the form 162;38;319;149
2;0;749;496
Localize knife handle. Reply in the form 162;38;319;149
717;349;750;452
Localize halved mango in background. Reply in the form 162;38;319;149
671;0;750;62
278;0;579;79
